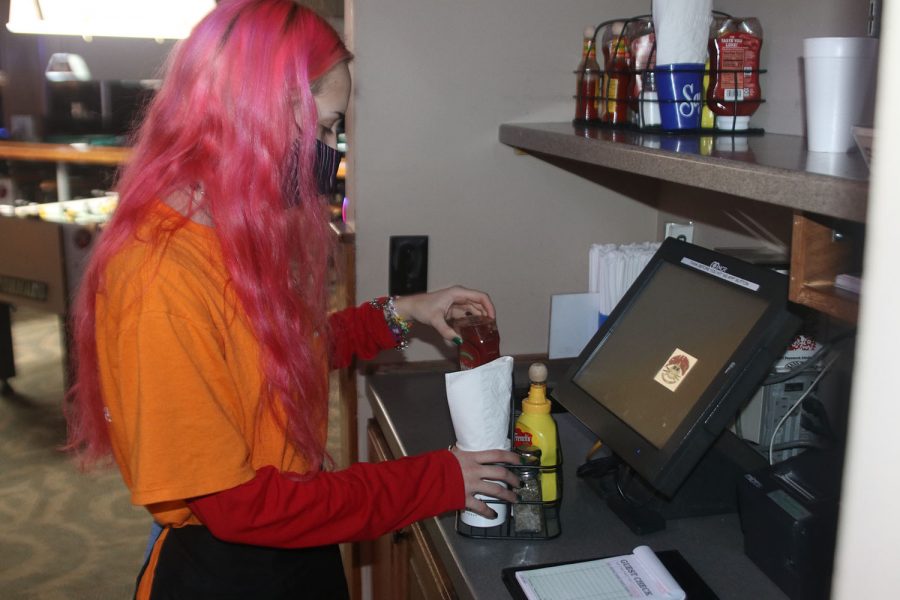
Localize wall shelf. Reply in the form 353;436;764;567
499;122;868;323
499;123;869;223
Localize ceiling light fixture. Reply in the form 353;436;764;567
7;0;215;40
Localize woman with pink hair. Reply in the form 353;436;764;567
64;1;518;597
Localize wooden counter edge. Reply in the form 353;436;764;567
0;141;130;165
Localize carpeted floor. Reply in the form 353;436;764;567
0;307;148;599
0;307;346;599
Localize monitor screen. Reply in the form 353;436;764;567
555;238;799;498
573;261;769;449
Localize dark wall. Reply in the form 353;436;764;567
0;0;344;137
0;0;174;137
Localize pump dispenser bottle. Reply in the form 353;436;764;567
514;363;559;502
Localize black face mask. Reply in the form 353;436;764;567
283;139;341;207
314;139;341;195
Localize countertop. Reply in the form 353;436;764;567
366;367;788;600
499;122;868;223
0;141;130;165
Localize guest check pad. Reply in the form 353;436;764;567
503;546;718;600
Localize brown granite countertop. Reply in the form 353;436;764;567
366;366;788;600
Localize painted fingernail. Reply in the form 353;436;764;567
453;336;463;346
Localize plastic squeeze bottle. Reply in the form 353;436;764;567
513;363;559;502
600;21;630;124
706;17;764;130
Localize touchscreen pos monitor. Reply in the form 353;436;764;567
555;238;799;507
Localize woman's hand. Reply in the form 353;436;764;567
392;286;495;343
451;447;521;518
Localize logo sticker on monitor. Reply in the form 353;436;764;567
654;349;698;391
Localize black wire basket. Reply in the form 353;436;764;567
573;13;766;136
454;397;564;541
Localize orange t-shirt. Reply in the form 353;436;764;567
95;201;324;527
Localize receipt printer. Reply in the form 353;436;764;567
737;449;843;600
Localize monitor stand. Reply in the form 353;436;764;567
584;431;767;535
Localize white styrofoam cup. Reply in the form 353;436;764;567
457;439;511;528
459;480;509;527
803;37;878;153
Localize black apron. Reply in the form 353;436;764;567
137;525;349;599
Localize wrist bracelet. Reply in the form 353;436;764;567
370;296;412;350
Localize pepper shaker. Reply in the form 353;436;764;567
514;447;544;534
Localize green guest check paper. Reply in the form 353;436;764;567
514;546;686;600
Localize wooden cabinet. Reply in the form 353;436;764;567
366;420;457;600
788;213;864;323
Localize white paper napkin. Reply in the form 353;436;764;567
445;355;513;451
653;0;713;65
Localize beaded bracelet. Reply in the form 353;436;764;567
370;296;412;350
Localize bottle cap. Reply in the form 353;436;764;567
516;445;543;465
528;362;548;384
606;21;625;36
523;362;551;412
715;115;750;130
519;466;540;480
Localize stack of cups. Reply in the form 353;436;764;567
445;356;513;527
803;37;879;153
652;0;712;131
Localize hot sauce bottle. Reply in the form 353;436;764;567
707;18;764;130
452;316;500;371
575;26;601;122
600;21;631;125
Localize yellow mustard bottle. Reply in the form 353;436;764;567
513;363;559;502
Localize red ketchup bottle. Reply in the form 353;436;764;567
452;316;500;371
600;21;631;125
707;18;764;131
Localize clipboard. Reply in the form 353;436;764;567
502;548;718;600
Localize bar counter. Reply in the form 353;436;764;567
366;367;789;600
0;141;130;165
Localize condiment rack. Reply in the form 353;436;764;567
574;12;767;135
455;402;564;541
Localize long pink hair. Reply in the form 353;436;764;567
65;0;352;469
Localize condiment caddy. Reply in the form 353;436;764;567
573;11;766;135
455;362;564;541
